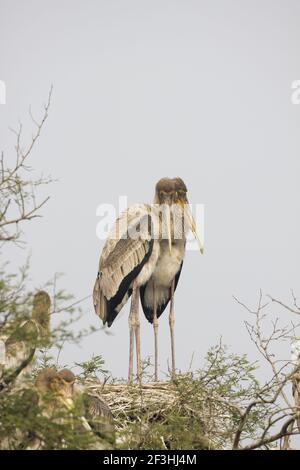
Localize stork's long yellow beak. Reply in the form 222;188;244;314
166;206;172;255
191;221;204;255
59;395;91;431
163;204;172;254
183;203;204;254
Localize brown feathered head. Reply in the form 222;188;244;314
155;177;187;205
36;367;75;400
32;291;51;334
35;368;58;394
154;177;203;254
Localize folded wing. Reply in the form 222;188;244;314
93;204;154;327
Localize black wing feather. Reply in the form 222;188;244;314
105;238;154;327
83;393;115;443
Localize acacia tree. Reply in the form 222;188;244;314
230;291;300;449
0;88;52;244
0;92;106;450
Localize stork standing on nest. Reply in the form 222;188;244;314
93;177;203;382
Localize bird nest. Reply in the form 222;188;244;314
86;380;220;449
88;381;178;420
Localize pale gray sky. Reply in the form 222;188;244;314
1;0;300;379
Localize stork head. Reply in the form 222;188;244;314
155;177;177;205
154;177;204;254
36;368;75;409
57;368;76;399
32;291;51;342
33;291;51;312
35;368;58;394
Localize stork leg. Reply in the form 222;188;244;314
128;291;135;383
133;286;142;384
169;278;176;379
128;284;141;384
153;282;159;381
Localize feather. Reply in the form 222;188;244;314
1;291;51;385
4;319;39;375
140;261;184;323
93;204;157;327
82;392;115;444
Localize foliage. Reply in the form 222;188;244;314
0;93;106;450
89;345;269;450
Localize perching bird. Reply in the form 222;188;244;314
35;368;71;412
291;340;300;432
0;291;51;386
93;177;203;382
34;368;115;448
31;290;51;344
57;368;115;444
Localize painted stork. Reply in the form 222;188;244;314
93;177;203;382
35;368;115;448
57;368;115;444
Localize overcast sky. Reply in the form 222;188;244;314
1;0;300;380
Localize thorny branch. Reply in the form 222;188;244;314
232;290;300;449
0;87;53;243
